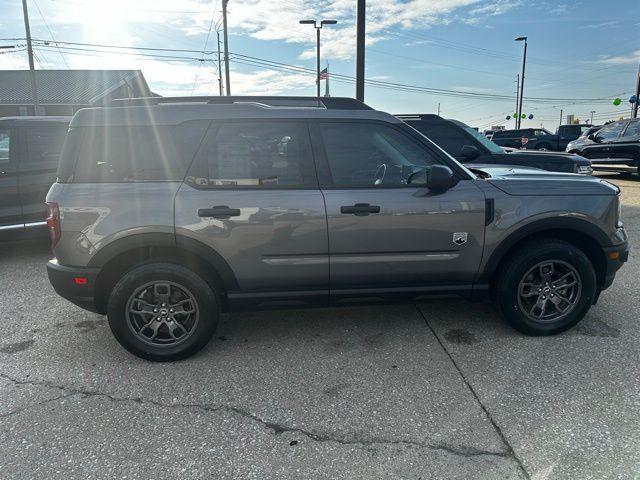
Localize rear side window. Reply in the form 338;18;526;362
0;129;9;163
416;123;468;157
25;126;67;164
72;121;209;183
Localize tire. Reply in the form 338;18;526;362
107;263;219;361
535;143;551;151
495;239;597;336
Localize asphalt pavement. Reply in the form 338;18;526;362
1;173;639;479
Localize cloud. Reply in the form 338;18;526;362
579;20;618;29
597;50;640;65
468;0;523;16
226;0;485;60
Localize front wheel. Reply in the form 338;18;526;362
495;239;597;335
107;263;219;361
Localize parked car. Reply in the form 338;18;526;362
565;125;603;153
0;116;70;234
397;114;592;174
566;118;640;174
491;124;591;151
46;96;628;361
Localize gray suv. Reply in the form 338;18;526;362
46;96;629;361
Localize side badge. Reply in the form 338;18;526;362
453;232;468;246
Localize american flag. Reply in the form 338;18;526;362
319;67;328;80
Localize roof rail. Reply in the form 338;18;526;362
395;113;442;120
109;96;372;110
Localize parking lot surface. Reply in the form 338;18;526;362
1;173;639;479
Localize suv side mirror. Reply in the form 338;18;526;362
460;145;480;160
427;165;455;192
588;133;599;142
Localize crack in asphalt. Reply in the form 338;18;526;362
416;305;531;479
0;371;509;460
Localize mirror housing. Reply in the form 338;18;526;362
588;133;600;142
427;165;455;192
461;145;480;160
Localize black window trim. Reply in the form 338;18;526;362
184;118;320;191
308;118;472;190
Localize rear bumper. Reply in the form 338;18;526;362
47;259;100;313
601;241;629;290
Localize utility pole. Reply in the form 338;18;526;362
590;110;595;124
437;102;440;116
355;0;365;102
515;36;527;129
21;0;39;115
559;108;563;127
633;63;640;119
222;0;231;96
216;30;223;95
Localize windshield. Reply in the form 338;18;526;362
461;126;504;154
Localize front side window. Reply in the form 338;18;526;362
0;129;9;163
26;126;67;164
320;122;437;187
621;121;640;140
204;122;309;187
596;122;626;142
73;121;209;183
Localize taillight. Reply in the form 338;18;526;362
46;202;61;249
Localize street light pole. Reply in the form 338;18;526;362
515;36;527;129
21;0;39;115
299;19;337;98
590;110;595;124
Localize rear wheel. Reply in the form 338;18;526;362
107;263;219;361
535;143;552;151
495;239;597;335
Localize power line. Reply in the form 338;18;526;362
190;0;220;95
33;0;69;68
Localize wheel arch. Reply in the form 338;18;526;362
481;218;609;289
90;233;239;314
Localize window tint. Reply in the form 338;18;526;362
596;122;626;142
73;121;209;183
26;126;67;164
417;124;467;157
0;130;9;163
534;129;547;136
204;122;309;187
320;122;437;187
492;130;513;138
622;121;640;140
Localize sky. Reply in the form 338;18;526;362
0;0;639;130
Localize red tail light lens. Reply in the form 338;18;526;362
45;202;61;249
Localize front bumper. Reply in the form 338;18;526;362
47;259;100;313
601;241;629;290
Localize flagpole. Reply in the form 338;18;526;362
324;63;330;97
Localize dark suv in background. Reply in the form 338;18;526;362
0;116;70;234
46;97;627;361
398;114;592;174
491;125;591;151
567;118;640;174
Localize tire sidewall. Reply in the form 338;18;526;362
107;263;219;361
498;242;597;335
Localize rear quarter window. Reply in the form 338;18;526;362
71;121;210;183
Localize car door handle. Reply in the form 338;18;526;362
340;203;381;216
198;205;241;219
